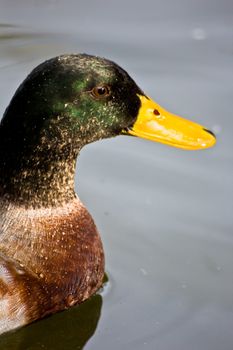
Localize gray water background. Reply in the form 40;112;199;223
0;0;233;349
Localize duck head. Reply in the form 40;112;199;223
1;54;215;157
0;54;216;206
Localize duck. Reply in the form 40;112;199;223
0;54;216;334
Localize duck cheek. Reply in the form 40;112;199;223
79;124;112;144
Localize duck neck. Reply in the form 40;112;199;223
0;153;79;208
0;121;81;208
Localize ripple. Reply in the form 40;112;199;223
98;271;114;298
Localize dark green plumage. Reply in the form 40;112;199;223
0;54;143;206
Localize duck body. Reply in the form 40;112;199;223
0;197;104;334
0;54;215;334
0;54;144;334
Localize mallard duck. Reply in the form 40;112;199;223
0;54;215;334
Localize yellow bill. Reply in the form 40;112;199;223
124;95;216;150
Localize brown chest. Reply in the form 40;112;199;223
0;199;105;310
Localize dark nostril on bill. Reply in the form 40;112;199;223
153;109;160;116
203;128;216;138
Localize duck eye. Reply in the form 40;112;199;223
91;85;111;99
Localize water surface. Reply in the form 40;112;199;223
0;1;233;349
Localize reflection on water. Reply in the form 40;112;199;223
0;23;42;40
0;31;44;41
0;294;102;350
0;23;18;28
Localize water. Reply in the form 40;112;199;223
0;0;233;349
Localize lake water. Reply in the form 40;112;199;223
0;0;233;349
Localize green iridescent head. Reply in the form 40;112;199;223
1;54;143;160
1;53;216;168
